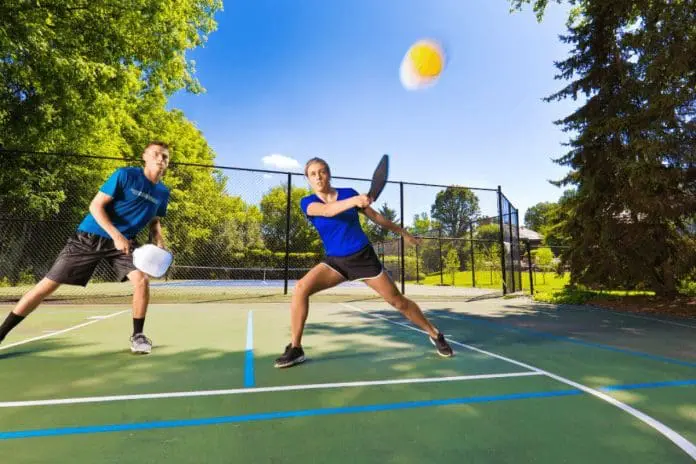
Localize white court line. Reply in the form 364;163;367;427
341;303;696;461
244;310;255;387
0;310;129;352
0;372;541;408
246;310;254;351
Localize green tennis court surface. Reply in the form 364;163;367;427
1;298;695;463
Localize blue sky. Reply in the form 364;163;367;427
169;0;578;224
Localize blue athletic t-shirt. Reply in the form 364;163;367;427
78;167;170;239
301;188;370;257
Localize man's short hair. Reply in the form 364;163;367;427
146;141;170;151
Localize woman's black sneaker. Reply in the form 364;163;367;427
430;333;454;357
274;343;306;368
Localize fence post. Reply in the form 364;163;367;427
508;207;515;293
283;173;292;295
438;227;443;286
515;209;522;291
497;186;507;295
470;222;476;288
526;240;534;295
415;242;420;284
399;182;406;294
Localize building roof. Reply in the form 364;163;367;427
519;226;543;242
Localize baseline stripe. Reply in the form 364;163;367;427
0;390;581;440
0;372;541;408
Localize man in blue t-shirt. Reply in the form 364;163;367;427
0;142;171;354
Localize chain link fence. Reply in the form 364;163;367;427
519;243;571;295
1;151;523;302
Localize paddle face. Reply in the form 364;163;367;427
367;154;389;202
133;244;173;278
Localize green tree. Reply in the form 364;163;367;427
524;202;556;232
539;189;575;254
474;224;503;284
473;241;501;285
474;223;501;244
0;0;221;218
511;0;696;296
222;199;264;253
135;108;241;268
404;213;441;274
430;187;481;238
522;190;575;255
410;212;433;236
533;247;555;284
415;240;440;276
444;248;461;285
0;0;220;146
364;202;399;244
0;107;246;281
260;185;321;253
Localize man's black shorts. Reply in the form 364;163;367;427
46;232;139;286
321;245;384;281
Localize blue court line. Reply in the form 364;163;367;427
600;379;696;391
244;311;254;388
1;378;694;440
0;390;581;440
436;313;696;368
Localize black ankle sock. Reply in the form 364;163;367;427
133;318;145;335
0;313;25;342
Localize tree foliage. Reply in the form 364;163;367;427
0;0;220;148
444;248;461;285
0;0;222;219
524;202;556;232
409;212;434;236
363;202;399;244
430;187;481;238
511;0;696;295
260;185;321;253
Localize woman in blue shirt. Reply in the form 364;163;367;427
275;157;454;368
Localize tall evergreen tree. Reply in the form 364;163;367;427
511;0;696;295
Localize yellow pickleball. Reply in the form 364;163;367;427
407;40;444;78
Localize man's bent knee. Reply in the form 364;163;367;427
129;271;149;288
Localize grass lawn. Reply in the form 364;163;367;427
412;270;571;295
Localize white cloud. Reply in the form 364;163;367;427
262;174;274;180
262;153;301;170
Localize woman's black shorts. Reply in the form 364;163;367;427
321;245;384;281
